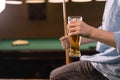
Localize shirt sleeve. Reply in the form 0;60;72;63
114;32;120;53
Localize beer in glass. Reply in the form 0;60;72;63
68;16;82;57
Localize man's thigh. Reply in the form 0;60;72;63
50;60;109;80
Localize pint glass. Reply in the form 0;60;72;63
68;16;82;57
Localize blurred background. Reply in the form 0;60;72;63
0;0;105;39
0;0;106;79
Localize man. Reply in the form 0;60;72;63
50;0;120;80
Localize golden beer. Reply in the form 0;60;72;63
69;35;81;57
68;16;82;57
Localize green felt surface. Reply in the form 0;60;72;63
0;38;96;50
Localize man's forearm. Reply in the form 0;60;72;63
89;28;116;48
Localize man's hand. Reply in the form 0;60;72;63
59;36;70;49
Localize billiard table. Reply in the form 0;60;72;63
0;38;97;59
0;38;96;50
0;38;97;79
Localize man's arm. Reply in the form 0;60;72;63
68;21;116;48
90;27;116;48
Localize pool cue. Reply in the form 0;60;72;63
62;0;70;64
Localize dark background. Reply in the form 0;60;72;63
0;1;105;39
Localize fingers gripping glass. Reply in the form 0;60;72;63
68;16;82;57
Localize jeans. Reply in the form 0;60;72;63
50;61;109;80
